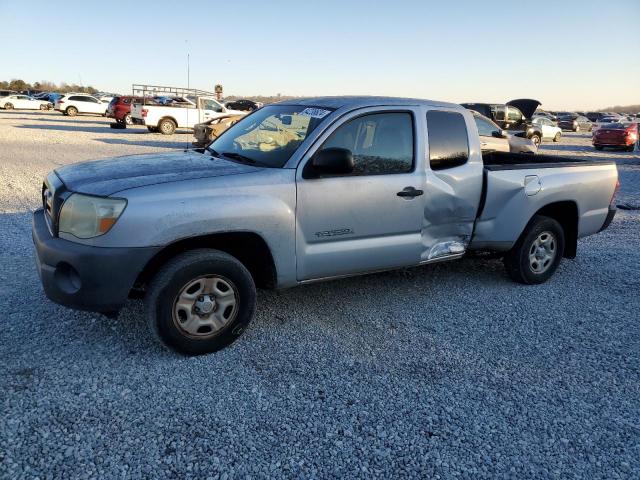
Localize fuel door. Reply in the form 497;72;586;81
524;175;541;196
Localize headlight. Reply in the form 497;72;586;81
59;193;126;239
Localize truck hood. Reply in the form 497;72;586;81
54;150;261;196
506;99;541;119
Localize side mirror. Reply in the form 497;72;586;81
310;148;354;176
492;130;508;138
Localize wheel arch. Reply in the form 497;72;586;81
132;231;278;296
533;200;579;258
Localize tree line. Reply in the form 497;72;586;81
0;79;98;94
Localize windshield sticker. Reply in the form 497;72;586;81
299;107;331;119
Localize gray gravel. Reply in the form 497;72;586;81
1;111;639;479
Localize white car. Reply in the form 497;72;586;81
54;93;110;116
532;116;562;142
0;94;52;111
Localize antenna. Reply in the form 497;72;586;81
185;41;190;152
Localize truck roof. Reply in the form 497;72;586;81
276;96;463;111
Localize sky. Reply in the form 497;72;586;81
1;0;638;110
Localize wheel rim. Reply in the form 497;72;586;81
528;231;557;274
533;136;540;146
125;114;132;125
172;275;239;338
6;103;12;109
161;122;173;133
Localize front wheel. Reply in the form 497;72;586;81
66;106;78;116
530;134;541;147
145;249;256;355
39;104;47;111
124;113;132;125
4;102;13;110
503;215;565;285
553;132;561;142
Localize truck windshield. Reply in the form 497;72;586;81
207;105;333;167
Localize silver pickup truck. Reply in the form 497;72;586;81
33;97;619;355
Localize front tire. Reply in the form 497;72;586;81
503;215;565;285
530;133;541;147
553;132;561;142
4;102;13;110
66;106;78;116
124;113;132;125
145;249;256;355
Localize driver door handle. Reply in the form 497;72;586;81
397;186;424;198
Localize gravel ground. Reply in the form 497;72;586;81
1;110;639;479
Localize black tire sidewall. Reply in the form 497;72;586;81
505;216;565;284
66;107;77;116
147;251;256;355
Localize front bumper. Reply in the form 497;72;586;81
32;209;160;313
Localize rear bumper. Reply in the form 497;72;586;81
32;209;160;313
132;117;146;126
598;207;617;233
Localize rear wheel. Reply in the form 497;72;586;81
4;102;13;110
66;106;78;116
158;118;176;135
124;113;132;125
503;215;565;285
145;249;257;355
39;104;47;111
553;132;561;142
147;126;158;133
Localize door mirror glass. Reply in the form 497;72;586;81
311;148;354;176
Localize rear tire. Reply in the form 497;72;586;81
4;102;13;110
66;106;78;116
158;118;176;135
124;113;132;125
503;215;565;285
145;249;256;355
39;104;47;111
147;126;158;133
553;132;561;142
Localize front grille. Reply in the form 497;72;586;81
42;172;65;236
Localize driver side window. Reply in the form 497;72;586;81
322;112;414;175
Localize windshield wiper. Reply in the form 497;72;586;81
220;151;260;165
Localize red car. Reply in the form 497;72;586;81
593;122;638;152
107;96;143;125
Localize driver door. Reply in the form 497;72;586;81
295;108;425;281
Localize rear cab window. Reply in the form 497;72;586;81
426;110;469;170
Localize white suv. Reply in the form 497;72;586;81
55;93;109;116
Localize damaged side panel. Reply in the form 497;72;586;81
421;164;483;261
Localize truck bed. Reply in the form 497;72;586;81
482;151;614;170
470;151;618;252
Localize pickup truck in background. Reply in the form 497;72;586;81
33;97;618;355
129;84;246;135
